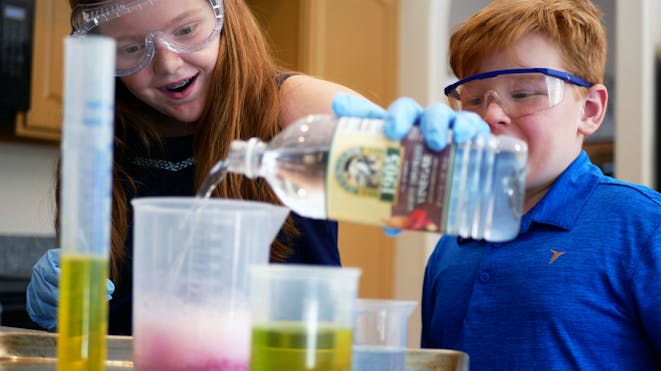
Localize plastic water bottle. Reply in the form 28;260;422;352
221;114;527;242
57;36;115;370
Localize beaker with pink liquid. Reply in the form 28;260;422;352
131;197;288;371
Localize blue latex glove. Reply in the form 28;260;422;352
332;94;490;236
332;93;388;119
26;248;115;331
333;94;489;149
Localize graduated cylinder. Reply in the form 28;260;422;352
57;35;115;371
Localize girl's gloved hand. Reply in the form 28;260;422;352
26;248;115;331
332;94;490;150
332;94;490;237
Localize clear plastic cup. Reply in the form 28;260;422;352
131;197;289;371
250;264;362;371
352;299;417;371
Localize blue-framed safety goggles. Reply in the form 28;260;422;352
444;68;593;118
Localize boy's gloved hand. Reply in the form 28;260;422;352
26;248;116;331
332;94;490;237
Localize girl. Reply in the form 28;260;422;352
27;0;361;335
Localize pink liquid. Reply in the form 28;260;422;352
134;308;251;371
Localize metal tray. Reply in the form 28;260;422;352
0;327;468;370
405;348;468;371
0;328;133;370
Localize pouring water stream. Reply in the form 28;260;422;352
170;160;230;280
197;159;231;199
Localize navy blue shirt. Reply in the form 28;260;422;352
421;151;661;370
108;134;339;335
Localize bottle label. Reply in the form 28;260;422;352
327;117;453;232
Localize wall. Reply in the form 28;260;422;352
615;0;658;187
0;141;57;235
396;0;450;348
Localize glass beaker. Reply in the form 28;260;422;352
250;264;362;371
131;197;289;371
352;299;417;371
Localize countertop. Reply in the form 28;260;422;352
0;326;469;371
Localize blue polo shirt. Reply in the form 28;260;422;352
421;151;661;370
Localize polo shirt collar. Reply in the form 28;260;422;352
520;151;601;233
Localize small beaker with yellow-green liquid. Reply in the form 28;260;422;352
57;35;115;371
250;265;361;371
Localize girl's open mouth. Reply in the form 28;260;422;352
159;74;199;98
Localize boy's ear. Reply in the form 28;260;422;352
579;83;608;136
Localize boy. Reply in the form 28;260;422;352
420;0;661;369
333;0;660;369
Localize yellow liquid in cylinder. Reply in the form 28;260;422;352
57;255;108;371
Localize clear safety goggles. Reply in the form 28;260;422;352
444;68;592;118
71;0;224;77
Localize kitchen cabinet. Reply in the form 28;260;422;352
247;0;398;105
247;0;400;299
14;0;69;141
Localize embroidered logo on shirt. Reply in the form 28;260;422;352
548;249;566;264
